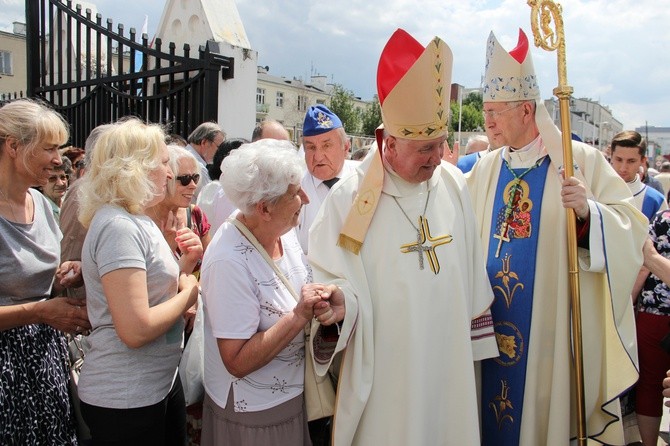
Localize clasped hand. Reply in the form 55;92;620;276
296;283;345;326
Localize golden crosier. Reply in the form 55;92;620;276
527;1;586;444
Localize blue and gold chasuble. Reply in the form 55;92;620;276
481;155;550;446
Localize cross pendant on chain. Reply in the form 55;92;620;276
404;229;431;270
494;221;510;258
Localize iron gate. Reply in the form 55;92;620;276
25;0;234;147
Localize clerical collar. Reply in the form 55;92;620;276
503;135;547;169
627;174;646;196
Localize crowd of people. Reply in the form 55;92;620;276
1;26;670;446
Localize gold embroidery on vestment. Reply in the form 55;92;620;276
489;379;514;430
493;254;525;309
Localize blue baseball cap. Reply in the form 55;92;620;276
303;104;343;137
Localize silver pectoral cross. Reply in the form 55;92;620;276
403;230;431;270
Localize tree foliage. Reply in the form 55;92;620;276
329;84;361;134
463;92;483;110
361;95;382;136
450;100;484;132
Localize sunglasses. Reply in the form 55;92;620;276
175;174;200;186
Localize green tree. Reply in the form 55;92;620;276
361;95;382;136
462;92;483;110
329;84;361;134
450;101;484;132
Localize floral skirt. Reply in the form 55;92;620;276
0;323;77;445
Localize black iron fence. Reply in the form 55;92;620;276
25;0;234;147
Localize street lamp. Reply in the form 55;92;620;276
456;86;463;155
598;121;609;152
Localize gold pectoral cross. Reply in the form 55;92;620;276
400;216;453;274
494;221;511;258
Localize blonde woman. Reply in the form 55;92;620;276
78;118;200;445
0;99;89;445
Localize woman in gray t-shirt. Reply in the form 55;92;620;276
0;100;90;444
78;118;200;445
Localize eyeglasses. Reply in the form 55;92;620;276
48;174;69;183
482;102;524;120
176;174;200;186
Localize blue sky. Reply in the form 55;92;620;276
1;0;669;129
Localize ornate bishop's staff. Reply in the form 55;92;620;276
527;1;587;444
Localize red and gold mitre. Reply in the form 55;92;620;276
377;29;453;140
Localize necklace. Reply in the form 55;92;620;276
0;187;19;221
392;190;431;235
493;156;544;258
392;189;453;274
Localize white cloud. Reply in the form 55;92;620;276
2;0;669;129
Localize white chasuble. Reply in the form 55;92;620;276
467;137;648;446
308;151;497;446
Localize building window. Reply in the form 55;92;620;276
297;95;307;112
0;51;12;75
276;91;284;108
316;99;325;105
256;88;265;105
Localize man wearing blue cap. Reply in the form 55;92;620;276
297;104;359;254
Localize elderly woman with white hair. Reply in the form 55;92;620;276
199;139;342;445
78;118;200;445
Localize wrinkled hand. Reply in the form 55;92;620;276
294;284;329;322
561;175;590;220
305;284;345;326
56;260;84;288
664;370;670;407
175;228;204;264
38;297;90;334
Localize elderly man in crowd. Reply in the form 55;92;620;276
185;122;225;199
40;157;73;223
467;29;647;446
251;119;290;142
457;134;491;173
297;104;358;254
307;29;497;445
